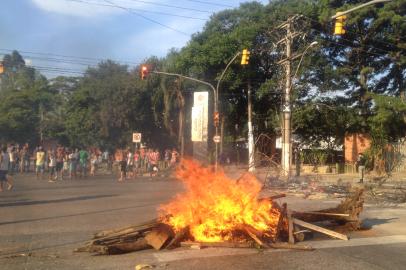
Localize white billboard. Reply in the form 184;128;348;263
192;92;208;142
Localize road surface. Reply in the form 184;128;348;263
1;173;406;270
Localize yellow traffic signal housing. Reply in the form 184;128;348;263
0;62;4;74
141;65;148;80
334;13;346;35
241;49;250;65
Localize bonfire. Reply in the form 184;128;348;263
160;160;281;243
76;160;364;255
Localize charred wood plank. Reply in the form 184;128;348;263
293;218;348;241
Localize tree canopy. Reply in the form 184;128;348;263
0;0;404;154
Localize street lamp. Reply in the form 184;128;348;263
214;51;242;171
149;51;243;172
292;41;318;82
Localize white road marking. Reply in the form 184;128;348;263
154;235;406;263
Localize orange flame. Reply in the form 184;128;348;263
160;160;280;242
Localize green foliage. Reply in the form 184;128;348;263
0;0;405;159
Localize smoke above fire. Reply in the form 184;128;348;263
160;160;280;242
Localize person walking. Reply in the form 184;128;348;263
36;146;46;180
55;146;64;180
127;149;134;179
48;150;57;182
0;146;13;192
133;150;140;177
8;145;16;174
69;149;79;179
170;148;179;167
79;148;89;178
116;149;126;182
90;153;98;177
164;149;171;169
357;153;366;183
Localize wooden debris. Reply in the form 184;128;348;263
166;226;190;250
102;238;151;255
240;224;269;248
268;242;314;251
259;194;286;201
292;218;349;241
180;241;313;251
145;224;174;250
287;210;295;244
294;212;350;217
93;218;160;239
180;241;254;249
292;189;364;230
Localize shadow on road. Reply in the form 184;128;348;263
0;194;117;208
0;203;157;226
361;218;399;229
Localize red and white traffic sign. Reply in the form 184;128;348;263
132;133;142;143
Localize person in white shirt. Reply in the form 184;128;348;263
0;146;13;191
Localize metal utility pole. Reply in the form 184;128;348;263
247;80;255;172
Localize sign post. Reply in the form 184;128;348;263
132;133;142;150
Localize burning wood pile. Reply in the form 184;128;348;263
76;160;364;255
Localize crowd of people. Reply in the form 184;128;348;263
115;148;179;181
0;143;180;190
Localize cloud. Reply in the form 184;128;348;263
31;0;123;17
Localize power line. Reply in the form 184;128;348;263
102;0;191;36
67;0;207;20
121;0;213;13
182;0;233;8
0;48;141;66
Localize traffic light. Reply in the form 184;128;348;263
0;62;4;74
213;111;220;127
241;49;250;65
141;65;148;80
334;13;346;35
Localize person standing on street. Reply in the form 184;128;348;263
69;149;79;180
36;146;45;180
0;146;13;192
56;146;64;181
48;150;57;182
79;148;89;178
357;153;366;183
127;148;134;179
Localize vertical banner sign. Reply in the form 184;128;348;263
191;106;203;142
193;92;208;141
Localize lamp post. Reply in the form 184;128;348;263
214;52;242;170
151;51;243;171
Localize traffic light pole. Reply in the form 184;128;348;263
153;51;243;172
331;0;392;19
151;71;219;170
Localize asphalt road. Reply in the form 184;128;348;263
1;173;406;270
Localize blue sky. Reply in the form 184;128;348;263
0;0;268;78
